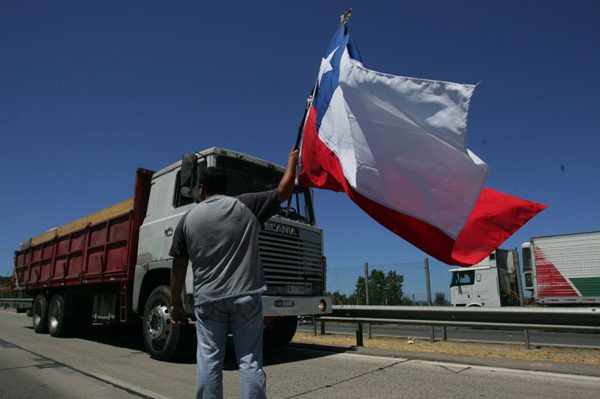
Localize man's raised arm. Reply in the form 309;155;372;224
277;148;299;201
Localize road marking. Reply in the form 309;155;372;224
0;337;171;399
332;352;409;363
412;359;600;383
288;345;408;363
91;374;171;399
281;355;407;399
288;346;600;383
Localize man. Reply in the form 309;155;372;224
169;148;299;399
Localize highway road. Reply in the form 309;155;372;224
299;321;600;348
1;310;599;399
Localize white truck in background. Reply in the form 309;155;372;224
521;231;600;305
449;249;523;307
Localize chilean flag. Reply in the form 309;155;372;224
298;24;546;266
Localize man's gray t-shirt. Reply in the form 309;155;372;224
169;190;280;306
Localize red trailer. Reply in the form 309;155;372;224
12;169;153;335
10;147;331;361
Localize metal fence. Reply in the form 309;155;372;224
323;258;600;349
0;298;32;313
327;259;455;306
321;305;600;349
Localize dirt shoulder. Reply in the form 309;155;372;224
292;331;600;367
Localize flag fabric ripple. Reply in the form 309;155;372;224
298;25;546;266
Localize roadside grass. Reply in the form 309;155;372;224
292;331;600;366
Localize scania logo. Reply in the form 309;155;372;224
263;222;298;237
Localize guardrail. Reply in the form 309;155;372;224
3;298;599;349
314;305;600;349
0;298;33;313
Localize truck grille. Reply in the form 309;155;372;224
258;229;323;296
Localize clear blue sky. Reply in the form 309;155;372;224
2;1;599;281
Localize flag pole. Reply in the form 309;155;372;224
293;8;352;150
287;9;352;216
288;88;314;217
293;88;315;150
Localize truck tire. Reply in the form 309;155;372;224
48;294;69;337
32;295;49;334
142;285;192;361
264;316;298;348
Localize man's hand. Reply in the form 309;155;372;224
170;303;187;325
289;148;299;166
170;256;188;324
277;147;300;201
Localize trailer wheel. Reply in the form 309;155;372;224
32;295;49;334
48;294;69;337
143;285;192;361
264;316;297;348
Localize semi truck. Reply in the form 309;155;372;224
11;147;331;360
521;231;600;305
449;249;523;307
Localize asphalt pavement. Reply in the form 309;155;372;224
1;310;600;399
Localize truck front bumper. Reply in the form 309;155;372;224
262;295;332;317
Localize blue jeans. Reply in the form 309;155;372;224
194;294;266;399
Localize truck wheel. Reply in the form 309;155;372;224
48;294;69;337
32;295;49;334
264;316;298;348
143;285;192;361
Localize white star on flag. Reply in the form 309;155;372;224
317;47;337;84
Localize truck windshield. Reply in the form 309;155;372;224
217;155;315;224
450;270;475;287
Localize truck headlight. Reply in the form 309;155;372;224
318;299;327;312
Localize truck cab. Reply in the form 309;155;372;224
450;249;522;307
133;147;331;359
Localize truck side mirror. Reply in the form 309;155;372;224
180;154;207;203
180;154;198;199
195;162;206;202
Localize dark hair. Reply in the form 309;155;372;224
199;167;228;194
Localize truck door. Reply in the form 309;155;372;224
138;160;206;263
450;270;475;306
163;161;207;255
474;268;502;307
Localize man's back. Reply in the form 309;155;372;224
184;194;265;305
171;190;280;306
169;150;299;399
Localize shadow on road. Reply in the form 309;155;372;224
22;322;346;368
28;323;150;352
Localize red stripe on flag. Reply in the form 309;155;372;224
299;106;546;266
452;189;547;264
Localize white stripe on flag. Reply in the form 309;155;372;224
317;49;488;239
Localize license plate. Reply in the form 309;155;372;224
286;285;307;295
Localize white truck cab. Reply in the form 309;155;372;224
133;147;331;359
450;249;522;307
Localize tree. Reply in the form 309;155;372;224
352;269;406;305
384;270;404;305
434;292;449;306
354;276;367;305
0;276;11;286
326;290;352;305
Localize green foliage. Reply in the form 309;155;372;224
0;275;11;288
351;269;408;305
326;290;351;305
0;275;16;297
434;292;449;306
